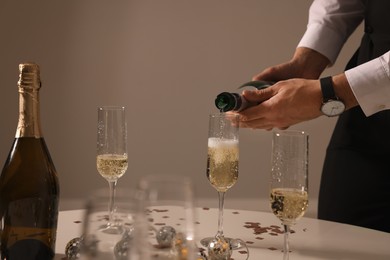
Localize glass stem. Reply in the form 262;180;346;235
107;180;117;226
216;191;225;237
283;224;290;260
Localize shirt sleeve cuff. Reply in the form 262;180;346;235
345;54;390;116
298;24;346;65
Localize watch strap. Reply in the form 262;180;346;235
320;76;336;101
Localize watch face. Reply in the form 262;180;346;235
321;100;345;117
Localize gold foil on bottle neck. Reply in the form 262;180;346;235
16;63;42;138
18;63;41;89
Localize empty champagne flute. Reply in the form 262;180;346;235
200;113;245;258
137;174;198;260
80;189;144;260
270;130;309;260
96;106;128;232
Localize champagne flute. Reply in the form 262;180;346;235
137;174;198;260
270;130;309;260
200;113;243;257
81;189;144;260
96;106;128;232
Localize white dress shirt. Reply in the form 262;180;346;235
297;0;390;116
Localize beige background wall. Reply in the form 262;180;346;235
0;1;362;217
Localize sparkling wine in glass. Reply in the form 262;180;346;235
270;130;309;260
201;113;244;258
96;106;128;232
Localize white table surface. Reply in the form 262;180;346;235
55;208;390;259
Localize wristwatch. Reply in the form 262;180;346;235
320;76;345;117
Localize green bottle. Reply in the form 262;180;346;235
215;80;273;112
0;63;60;259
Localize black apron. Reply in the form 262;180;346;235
318;0;390;233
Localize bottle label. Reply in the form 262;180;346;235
1;196;58;250
1;239;55;259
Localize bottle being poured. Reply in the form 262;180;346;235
214;80;273;112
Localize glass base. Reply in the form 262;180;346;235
200;236;245;250
98;223;127;235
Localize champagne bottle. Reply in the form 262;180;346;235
215;80;273;112
0;63;60;259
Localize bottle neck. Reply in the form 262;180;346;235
16;88;42;138
16;63;42;138
215;92;242;112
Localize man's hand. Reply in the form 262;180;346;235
237;79;323;130
252;47;330;82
